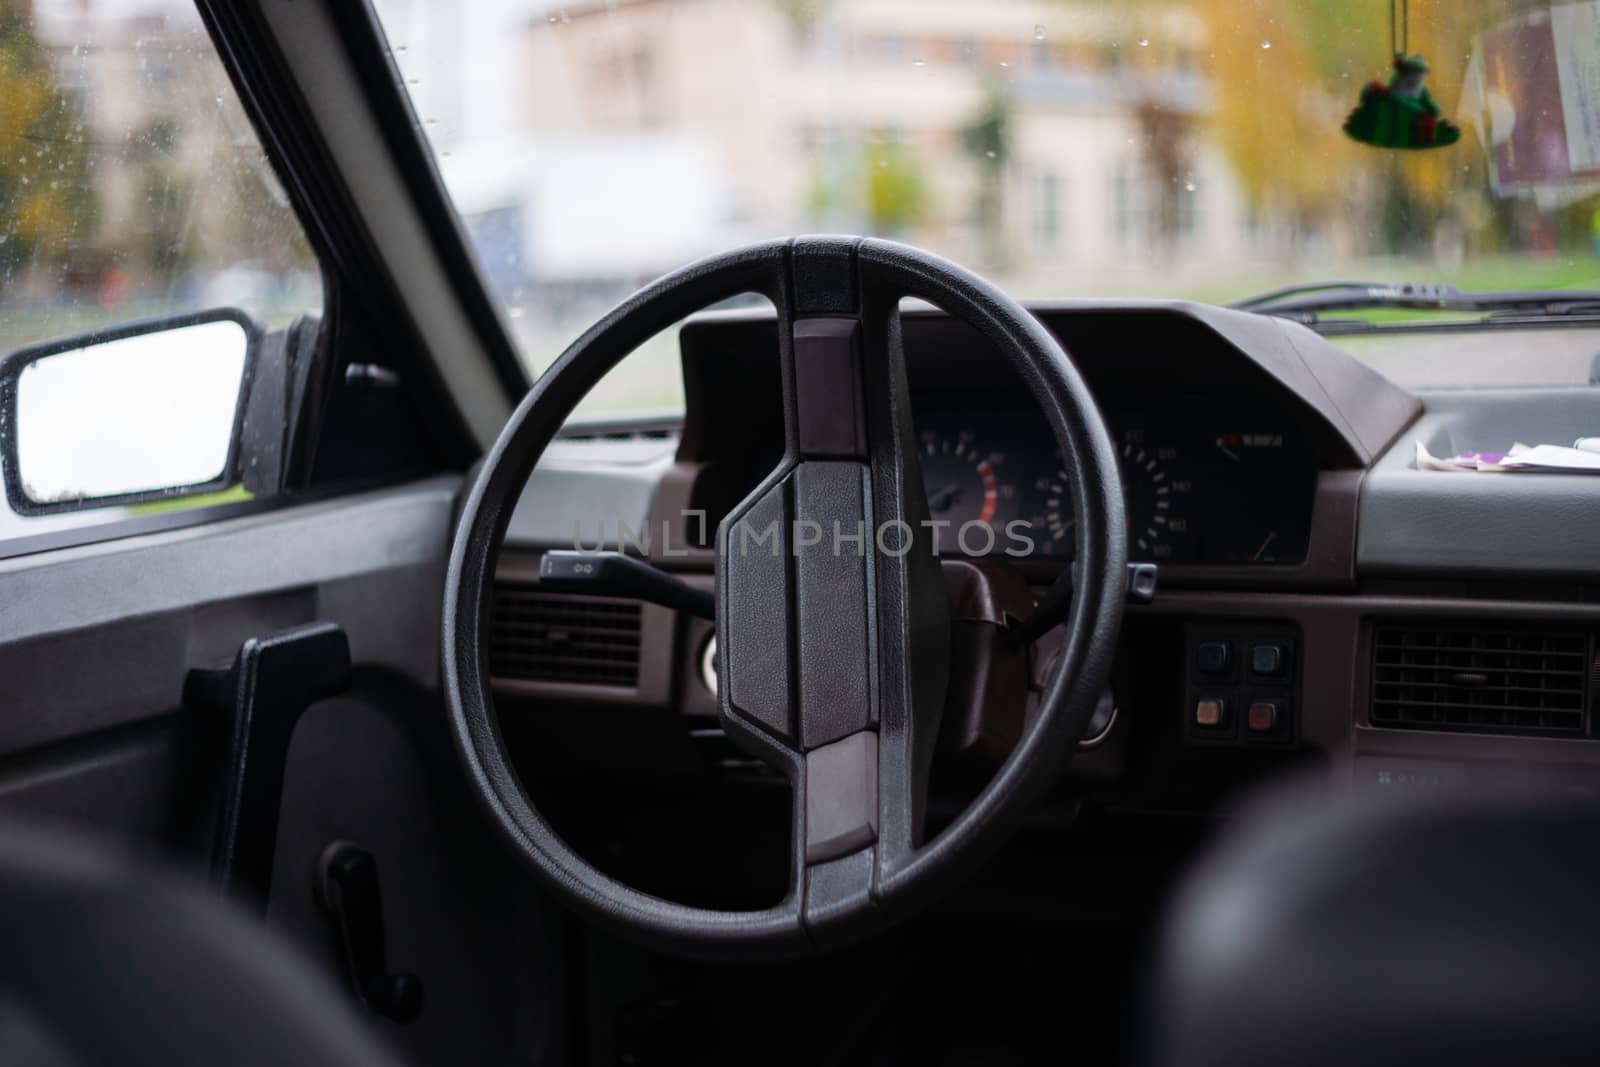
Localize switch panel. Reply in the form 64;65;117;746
1184;623;1298;747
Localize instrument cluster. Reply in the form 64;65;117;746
914;407;1317;565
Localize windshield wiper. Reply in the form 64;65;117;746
1230;281;1600;324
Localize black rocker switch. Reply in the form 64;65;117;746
1250;641;1289;679
1195;640;1232;676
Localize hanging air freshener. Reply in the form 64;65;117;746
1343;0;1460;149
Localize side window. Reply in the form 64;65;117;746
0;3;321;545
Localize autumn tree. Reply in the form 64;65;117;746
0;3;94;288
1192;0;1513;255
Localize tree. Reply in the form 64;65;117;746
1136;100;1196;252
961;89;1011;266
1191;0;1512;255
770;0;835;41
807;139;927;236
865;142;926;235
0;4;95;285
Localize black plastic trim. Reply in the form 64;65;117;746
190;0;486;466
319;0;529;402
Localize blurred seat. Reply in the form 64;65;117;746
1147;780;1600;1067
0;819;403;1067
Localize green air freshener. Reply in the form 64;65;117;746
1342;1;1459;150
1344;53;1461;149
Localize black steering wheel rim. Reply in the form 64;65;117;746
443;236;1125;959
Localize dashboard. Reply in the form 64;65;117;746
913;406;1316;564
495;296;1600;882
485;292;1600;1016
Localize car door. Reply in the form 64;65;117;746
0;3;565;1064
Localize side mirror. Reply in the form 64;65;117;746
0;310;257;515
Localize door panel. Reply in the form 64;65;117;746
271;673;567;1064
0;478;454;797
0;475;453;845
0;718;187;844
0;476;563;1064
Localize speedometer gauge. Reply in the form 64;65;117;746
919;430;1013;530
1034;434;1196;561
1030;462;1076;556
1121;431;1194;562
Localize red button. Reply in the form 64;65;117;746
1247;701;1281;733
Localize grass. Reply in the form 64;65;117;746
1167;254;1600;305
1175;254;1600;325
127;483;252;516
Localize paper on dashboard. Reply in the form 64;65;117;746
1415;442;1509;471
1416;440;1600;473
1499;442;1600;471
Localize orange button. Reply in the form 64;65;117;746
1195;698;1226;728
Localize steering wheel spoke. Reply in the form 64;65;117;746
718;242;951;931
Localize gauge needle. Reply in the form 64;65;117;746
927;484;963;512
1250;531;1277;562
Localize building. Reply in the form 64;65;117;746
24;1;314;312
510;0;1257;288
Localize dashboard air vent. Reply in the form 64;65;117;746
1371;624;1591;736
490;584;642;687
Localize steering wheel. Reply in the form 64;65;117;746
444;237;1126;958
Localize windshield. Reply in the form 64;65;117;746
375;0;1600;413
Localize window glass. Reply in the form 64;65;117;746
377;1;1600;402
0;1;321;544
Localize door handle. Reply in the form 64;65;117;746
317;841;423;1024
